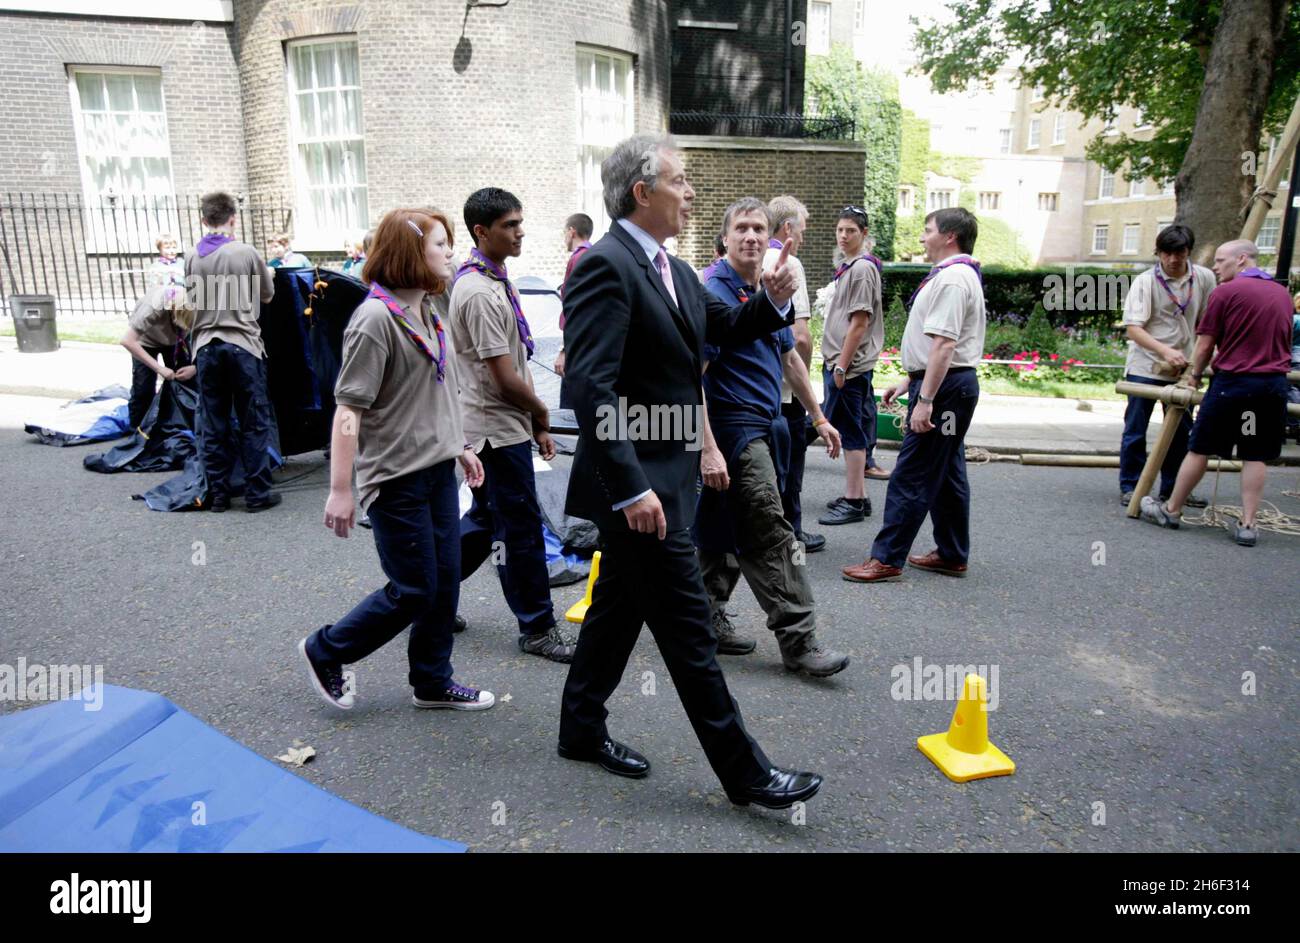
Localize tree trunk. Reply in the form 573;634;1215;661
1175;0;1291;265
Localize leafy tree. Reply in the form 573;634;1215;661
912;0;1299;263
807;44;903;259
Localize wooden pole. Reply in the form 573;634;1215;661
1242;92;1300;242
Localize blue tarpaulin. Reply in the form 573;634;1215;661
0;685;464;853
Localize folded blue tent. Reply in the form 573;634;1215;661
0;685;464;853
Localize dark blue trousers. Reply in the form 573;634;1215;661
195;339;274;502
870;369;979;567
860;369;879;466
779;399;808;534
460;440;556;634
129;345;180;429
1119;373;1192;496
308;460;460;694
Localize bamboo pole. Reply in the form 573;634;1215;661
1115;379;1300;416
1020;453;1245;471
1154;360;1300;383
1242;92;1300;242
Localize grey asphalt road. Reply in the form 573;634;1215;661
2;424;1297;852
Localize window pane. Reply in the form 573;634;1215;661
106;74;134;112
342;89;363;136
135;75;164;112
337;43;360;86
292;45;314;92
314;44;339;88
318;90;339;138
77;73;105;111
297;92;318;138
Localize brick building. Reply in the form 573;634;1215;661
0;0;862;315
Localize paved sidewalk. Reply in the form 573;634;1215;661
3;334;1297;461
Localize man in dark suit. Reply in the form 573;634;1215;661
558;133;823;809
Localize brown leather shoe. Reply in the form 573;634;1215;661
841;558;903;583
864;465;892;480
907;550;968;577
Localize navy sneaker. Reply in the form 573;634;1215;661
298;637;354;710
412;681;495;711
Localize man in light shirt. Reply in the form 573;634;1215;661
843;207;986;583
1119;224;1214;507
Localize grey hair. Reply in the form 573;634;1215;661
767;195;807;237
602;133;678;221
721;196;771;235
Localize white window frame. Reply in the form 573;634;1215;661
978;191;1001;211
68;65;177;254
854;0;866;31
1122;223;1141;254
1092;224;1109;254
1258;216;1281;251
999;128;1012;154
576;46;635;240
1053;113;1066;145
1268;135;1291;189
1162;178;1176;196
1098;167;1115;199
1135;108;1152;130
809;1;832;55
897;186;914;213
1038;192;1059;212
1027;118;1041;149
1129;176;1145;197
928;189;954;211
1031;84;1044;103
286;35;369;247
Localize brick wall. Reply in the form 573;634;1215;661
0;13;247;196
677;135;866;287
233;0;672;282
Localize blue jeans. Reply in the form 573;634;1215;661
195;339;275;502
308;460;460;695
1119;373;1191;496
870;369;979;567
460;440;556;634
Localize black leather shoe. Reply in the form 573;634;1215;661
453;614;468;633
797;531;826;553
727;767;822;809
209;494;230;513
557;737;650;778
246;492;283;513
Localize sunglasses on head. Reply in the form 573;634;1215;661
842;205;866;216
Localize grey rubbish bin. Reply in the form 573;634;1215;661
9;295;59;353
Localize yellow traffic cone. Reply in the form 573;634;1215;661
917;673;1015;783
564;551;601;624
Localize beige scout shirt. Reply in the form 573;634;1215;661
334;295;465;511
1122;263;1216;379
185;241;275;359
128;287;179;349
764;246;811;403
901;255;987;373
447;268;532;452
821;257;884;379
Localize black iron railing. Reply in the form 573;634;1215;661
0;193;293;318
669;111;856;140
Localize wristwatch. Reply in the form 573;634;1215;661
916;393;934;405
833;365;846;376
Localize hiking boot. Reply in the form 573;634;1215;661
1139;495;1180;529
711;608;757;655
519;625;577;663
781;639;850;678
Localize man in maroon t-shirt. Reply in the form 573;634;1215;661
1140;240;1292;546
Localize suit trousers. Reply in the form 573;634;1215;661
870;369;979;568
559;526;772;790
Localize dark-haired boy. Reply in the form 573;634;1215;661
449;187;573;663
1119;223;1215;507
187;191;278;512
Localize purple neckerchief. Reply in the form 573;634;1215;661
835;252;882;281
456;249;534;358
700;259;724;283
572;240;593;257
768;238;783;250
907;256;982;310
1238;267;1274;280
1153;266;1193;315
196;233;232;258
368;282;447;382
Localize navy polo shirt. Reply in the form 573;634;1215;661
703;259;794;425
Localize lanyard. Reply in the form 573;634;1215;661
1153;268;1192;316
367;282;446;383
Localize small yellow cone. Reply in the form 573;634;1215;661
917;673;1015;783
564;551;601;624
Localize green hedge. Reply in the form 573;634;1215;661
880;264;1133;331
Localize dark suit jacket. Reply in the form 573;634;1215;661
562;221;794;533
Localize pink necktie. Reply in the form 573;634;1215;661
654;247;678;307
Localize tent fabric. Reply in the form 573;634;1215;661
0;685;465;853
24;386;132;446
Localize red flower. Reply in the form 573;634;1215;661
1049;353;1059;361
